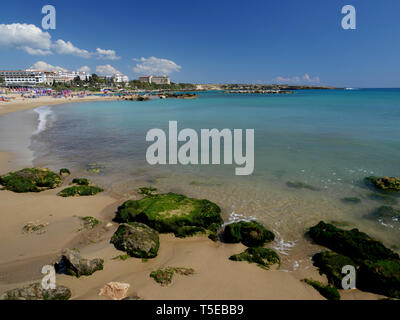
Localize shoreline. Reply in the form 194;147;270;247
0;98;384;300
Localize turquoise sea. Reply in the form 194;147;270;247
26;89;400;259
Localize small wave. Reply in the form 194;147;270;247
272;230;297;255
222;212;256;227
33;106;53;135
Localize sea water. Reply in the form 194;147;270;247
29;89;400;254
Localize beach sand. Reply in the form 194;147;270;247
0;99;383;300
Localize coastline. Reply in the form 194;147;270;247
0;98;384;300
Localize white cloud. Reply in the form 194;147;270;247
95;64;121;76
275;74;320;84
133;57;181;75
96;48;120;60
0;23;52;55
53;39;91;58
30;61;67;72
77;66;91;73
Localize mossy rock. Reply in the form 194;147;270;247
365;206;400;226
114;193;223;238
72;178;90;186
287;181;320;191
138;187;157;195
57;185;104;197
0;168;62;193
59;168;71;177
229;247;280;270
0;283;71;300
111;222;160;259
150;267;195;286
303;278;340;300
307;221;399;262
365;176;400;193
79;216;101;229
341;197;361;204
223;221;275;247
312;251;356;288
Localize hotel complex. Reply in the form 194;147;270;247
0;69;129;86
139;75;171;85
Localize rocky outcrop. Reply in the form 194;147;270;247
365;176;400;193
111;222;160;258
223;221;275;247
229;247;280;270
0;168;62;193
55;249;104;278
114;192;223;238
0;283;71;300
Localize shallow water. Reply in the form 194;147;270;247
24;89;400;251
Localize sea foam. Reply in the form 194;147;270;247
33;106;53;135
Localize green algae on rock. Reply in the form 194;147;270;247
79;216;101;229
138;187;157;195
150;267;195;286
303;278;340;301
223;221;275;247
0;283;71;300
111;222;160;258
55;249;104;278
59;168;71;177
229;247;280;270
72;178;90;186
365;176;400;193
307;221;399;262
0;168;62;193
114;192;223;238
57;185;104;197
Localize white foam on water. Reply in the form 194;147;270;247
272;230;297;256
222;211;256;227
33;106;53;135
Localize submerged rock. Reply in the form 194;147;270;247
0;283;71;300
229;247;280;270
114;193;223;238
111;222;160;258
55;249;104;277
341;197;361;204
365;176;400;193
365;206;400;226
59;168;71;177
0;168;62;193
57;185;104;197
287;181;320;191
368;193;398;205
223;221;275;247
307;221;399;262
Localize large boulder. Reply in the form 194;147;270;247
0;168;62;193
223;221;275;247
55;249;104;277
111;222;160;258
307;221;399;262
365;176;400;193
0;283;71;300
114;193;223;238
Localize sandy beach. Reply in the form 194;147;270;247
0;98;383;300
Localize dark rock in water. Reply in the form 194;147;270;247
287;181;320;191
111;222;160;258
303;278;340;301
312;251;356;288
0;168;62;193
55;249;104;277
0;283;71;300
307;221;399;262
365;176;400;193
223;221;274;247
114;193;223;238
367;193;398;205
72;178;90;186
365;206;400;225
229;247;280;270
57;185;104;197
59;168;71;177
341;197;361;204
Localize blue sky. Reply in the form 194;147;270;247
0;0;399;87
